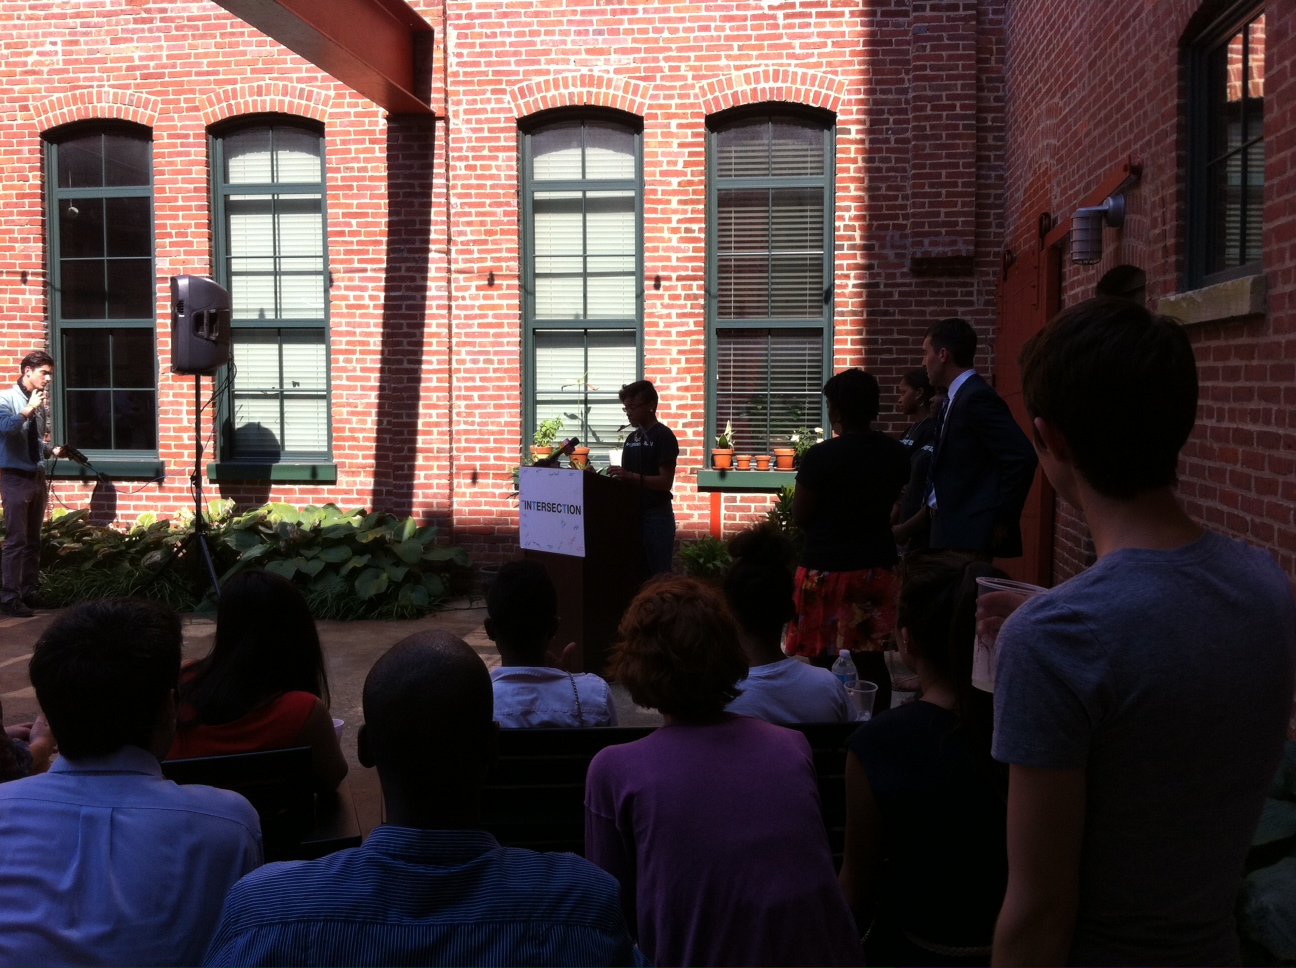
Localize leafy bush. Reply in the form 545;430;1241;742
676;534;732;579
764;485;805;557
31;501;472;619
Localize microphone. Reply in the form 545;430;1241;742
62;445;90;466
533;437;580;468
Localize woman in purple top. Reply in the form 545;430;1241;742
584;576;861;967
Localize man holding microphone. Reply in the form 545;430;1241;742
0;351;65;617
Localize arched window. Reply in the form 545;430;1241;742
211;117;330;463
45;121;157;456
521;112;642;464
707;109;834;454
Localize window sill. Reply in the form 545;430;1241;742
696;468;796;491
47;459;165;481
1157;273;1266;326
206;462;338;484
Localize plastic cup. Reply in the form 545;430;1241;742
973;577;1048;692
846;681;878;720
332;718;345;741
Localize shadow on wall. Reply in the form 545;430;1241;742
370;116;437;518
214;421;279;511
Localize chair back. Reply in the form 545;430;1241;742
162;746;315;860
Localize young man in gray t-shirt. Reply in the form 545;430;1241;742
989;297;1296;965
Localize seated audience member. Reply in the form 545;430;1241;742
168;569;347;791
991;298;1296;965
204;630;635;967
0;598;262;966
486;560;617;728
1;699;54;783
585;576;861;967
723;525;854;724
839;551;1008;966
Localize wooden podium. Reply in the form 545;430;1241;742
519;467;643;675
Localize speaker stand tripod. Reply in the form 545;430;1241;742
143;376;222;601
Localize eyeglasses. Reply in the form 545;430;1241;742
622;401;646;413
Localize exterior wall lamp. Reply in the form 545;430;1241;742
1071;194;1126;265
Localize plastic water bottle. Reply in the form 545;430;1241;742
831;648;857;688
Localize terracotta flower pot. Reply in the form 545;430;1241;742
712;448;734;469
754;454;772;470
531;445;554;463
735;454;752;470
773;447;796;470
570;446;590;469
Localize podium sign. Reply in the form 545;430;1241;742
519;466;586;557
518;466;643;674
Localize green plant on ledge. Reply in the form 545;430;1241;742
533;416;564;453
715;419;734;449
789;426;823;465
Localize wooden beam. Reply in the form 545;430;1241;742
212;0;434;115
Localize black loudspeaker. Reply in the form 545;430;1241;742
171;274;232;375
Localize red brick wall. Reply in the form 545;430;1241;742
0;0;1009;575
1000;0;1296;584
443;0;1006;563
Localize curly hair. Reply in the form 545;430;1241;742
609;576;748;722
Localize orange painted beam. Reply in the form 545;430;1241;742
212;0;434;115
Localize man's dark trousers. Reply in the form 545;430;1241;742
1;468;45;605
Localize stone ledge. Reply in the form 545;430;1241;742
1157;273;1266;325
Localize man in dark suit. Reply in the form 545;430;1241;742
922;317;1037;558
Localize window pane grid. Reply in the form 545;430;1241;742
715;329;822;454
218;122;330;461
1199;9;1265;277
535;329;636;457
49;126;158;455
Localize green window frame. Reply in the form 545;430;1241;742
212;117;331;465
706;109;834;457
521;112;643;465
1188;3;1265;287
45;122;159;459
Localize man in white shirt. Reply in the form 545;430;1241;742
0;598;262;966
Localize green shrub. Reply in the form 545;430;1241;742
31;501;472;619
676;534;733;579
764;485;804;557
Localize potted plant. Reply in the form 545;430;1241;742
754;454;772;470
790;426;824;466
712;420;735;469
570;444;591;469
531;416;564;462
735;453;752;470
773;445;796;470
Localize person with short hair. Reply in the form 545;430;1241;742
486;559;617;727
0;350;66;616
608;379;679;577
722;525;854;724
786;368;911;711
585;576;861;966
921;317;1037;558
893;367;941;553
840;551;1008;965
204;630;635;967
990;297;1296;965
168;569;348;791
0;598;262;966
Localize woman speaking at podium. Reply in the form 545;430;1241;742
607;380;678;577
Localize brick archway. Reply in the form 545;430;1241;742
201;84;332;126
511;73;651;119
32;89;162;132
699;68;847;116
